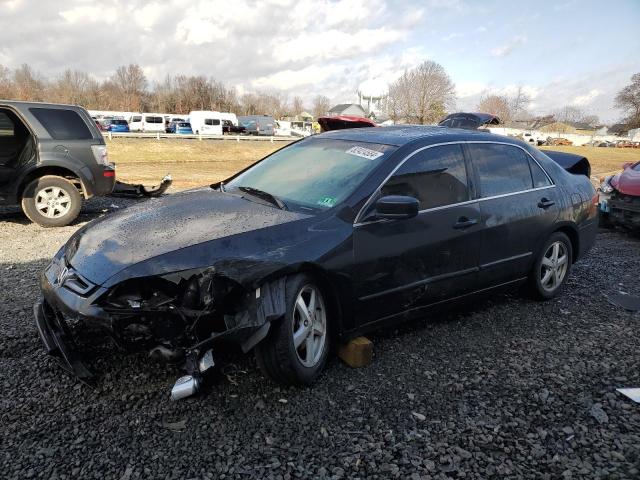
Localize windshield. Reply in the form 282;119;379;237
226;138;396;211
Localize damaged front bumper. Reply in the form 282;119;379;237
35;256;288;399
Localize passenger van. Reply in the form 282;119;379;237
238;115;275;136
128;113;143;132
188;111;223;135
140;113;165;133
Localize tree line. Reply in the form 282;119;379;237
2;61;638;129
0;63;332;119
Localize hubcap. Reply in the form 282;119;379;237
35;186;72;219
292;284;327;368
540;241;568;292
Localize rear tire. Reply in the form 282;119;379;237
21;176;82;227
527;232;573;300
255;273;330;385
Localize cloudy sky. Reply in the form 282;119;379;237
1;0;639;121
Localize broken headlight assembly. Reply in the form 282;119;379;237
97;268;242;348
600;176;614;194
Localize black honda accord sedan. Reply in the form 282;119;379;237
35;126;598;399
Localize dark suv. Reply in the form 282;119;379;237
0;101;115;227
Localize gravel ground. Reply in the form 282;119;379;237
1;198;639;480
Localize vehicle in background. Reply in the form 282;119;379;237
599;160;640;231
33;125;597;398
188;111;223;135
438;112;501;130
546;137;573;146
141;114;165;133
318;115;376;132
128;114;143;132
167;121;193;135
222;120;246;135
238;115;275;136
165;116;186;133
95;120;106;132
0;101;115;227
105;119;130;133
275;120;292;136
219;112;238;127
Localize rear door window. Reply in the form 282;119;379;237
467;143;534;197
0;111;15;137
381;144;469;210
29;108;93;140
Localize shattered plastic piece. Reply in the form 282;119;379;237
111;174;172;198
606;292;640;312
616;388;640;403
589;403;609;424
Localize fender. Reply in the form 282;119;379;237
15;159;93;201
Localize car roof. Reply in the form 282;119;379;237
316;124;509;147
0;99;84;110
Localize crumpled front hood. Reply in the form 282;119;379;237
66;188;310;285
612;163;640;196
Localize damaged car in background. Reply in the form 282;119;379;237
599;160;640;231
35;126;598;400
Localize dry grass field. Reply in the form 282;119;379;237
106;138;639;190
106;138;291;189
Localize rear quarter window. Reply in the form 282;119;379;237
0;111;15;136
29;108;93;140
468;143;534;197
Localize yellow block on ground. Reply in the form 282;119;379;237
338;336;373;368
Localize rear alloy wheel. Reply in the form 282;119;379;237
255;274;330;385
528;232;572;300
21;175;82;227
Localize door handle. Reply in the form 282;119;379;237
537;198;555;209
453;217;478;229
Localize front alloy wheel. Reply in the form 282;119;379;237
255;274;330;385
21;175;82;227
292;284;327;368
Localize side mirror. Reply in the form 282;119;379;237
375;195;419;220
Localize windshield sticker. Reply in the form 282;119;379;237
317;196;336;208
345;145;384;160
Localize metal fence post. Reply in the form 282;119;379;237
108;131;112;140
237;135;240;143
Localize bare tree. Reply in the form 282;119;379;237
111;64;148;111
311;95;331;119
13;64;44;101
615;73;640;128
555;105;585;125
0;64;14;99
387;61;455;124
477;95;512;123
291;96;304;116
509;85;530;119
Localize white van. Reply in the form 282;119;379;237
188;111;223;135
128;113;143;132
141;113;165;133
275;120;292;136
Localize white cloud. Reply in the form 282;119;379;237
60;5;118;24
273;28;404;64
571;89;600;106
490;35;527;57
134;3;163;31
456;81;487;98
252;64;343;90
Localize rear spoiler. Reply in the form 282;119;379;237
544;150;591;177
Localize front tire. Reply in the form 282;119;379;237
21;175;82;227
528;232;572;300
255;274;330;385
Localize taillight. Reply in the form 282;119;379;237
91;145;110;166
103;170;115;177
589;191;599;217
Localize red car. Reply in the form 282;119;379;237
318;115;376;132
599;160;640;230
